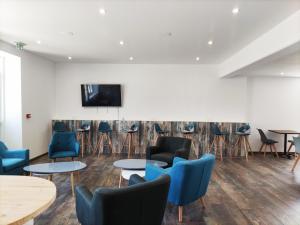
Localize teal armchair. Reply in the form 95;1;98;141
145;154;215;222
0;141;29;175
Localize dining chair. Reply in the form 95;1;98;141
257;129;279;158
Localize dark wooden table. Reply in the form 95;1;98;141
268;130;300;157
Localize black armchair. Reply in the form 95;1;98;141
75;174;170;225
146;136;191;166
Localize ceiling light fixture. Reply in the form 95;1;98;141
196;57;200;61
15;42;26;50
119;40;124;45
36;40;41;44
129;56;134;61
280;72;285;75
232;7;239;15
68;56;72;60
99;8;106;15
208;40;213;45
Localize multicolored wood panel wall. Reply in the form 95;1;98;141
52;120;247;158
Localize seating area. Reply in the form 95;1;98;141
1;1;300;225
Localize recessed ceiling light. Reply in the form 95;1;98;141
36;40;41;44
68;56;72;60
99;8;106;15
232;7;239;14
119;40;124;45
208;40;213;45
129;56;134;61
280;72;285;75
196;57;200;61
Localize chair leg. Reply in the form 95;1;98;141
263;144;268;157
292;154;300;172
97;134;104;158
108;134;113;153
242;136;248;161
233;136;240;157
272;144;279;158
269;145;274;158
259;143;264;152
200;197;206;208
178;206;183;222
288;142;294;153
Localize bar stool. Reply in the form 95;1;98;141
121;123;139;158
154;123;169;143
257;129;279;158
53;121;67;132
233;124;253;160
182;123;196;153
95;121;113;157
209;123;230;161
76;122;93;157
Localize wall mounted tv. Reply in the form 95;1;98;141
81;84;121;107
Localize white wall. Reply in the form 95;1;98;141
247;76;300;151
0;41;56;158
55;63;247;122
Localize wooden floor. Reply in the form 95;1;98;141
33;154;300;225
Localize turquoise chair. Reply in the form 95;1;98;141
0;141;29;175
48;132;80;160
145;153;215;222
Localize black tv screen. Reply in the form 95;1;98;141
81;84;121;107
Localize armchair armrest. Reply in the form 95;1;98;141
128;174;146;186
145;163;167;181
2;149;29;160
175;148;189;159
75;185;93;224
173;157;187;165
146;146;160;159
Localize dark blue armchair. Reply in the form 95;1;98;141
75;174;170;225
145;154;215;222
0;141;29;175
48;132;80;160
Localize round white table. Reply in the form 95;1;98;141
23;161;86;196
0;175;56;225
113;159;167;187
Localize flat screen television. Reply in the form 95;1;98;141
81;84;121;107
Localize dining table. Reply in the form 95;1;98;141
268;130;300;158
0;175;56;225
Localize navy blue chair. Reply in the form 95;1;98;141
0;141;29;175
75;174;170;225
145;154;215;222
95;121;113;157
53;121;67;132
257;129;279;158
233;124;253;160
121;123;139;158
209;123;230;161
48;132;80;161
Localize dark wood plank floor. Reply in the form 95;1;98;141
32;154;300;225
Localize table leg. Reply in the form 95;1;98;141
71;172;75;197
284;134;287;155
81;133;85;158
119;169;123;188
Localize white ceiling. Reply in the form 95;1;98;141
0;0;300;64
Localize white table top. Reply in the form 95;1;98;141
0;176;56;225
23;161;87;174
113;159;167;170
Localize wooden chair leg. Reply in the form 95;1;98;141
243;136;248;161
178;206;183;222
97;134;103;158
272;144;279;158
233;136;240;157
263;144;268;157
259;143;264;152
269;145;274;158
108;134;113;153
219;136;223;161
288;142;294;153
200;197;206;208
292;154;300;172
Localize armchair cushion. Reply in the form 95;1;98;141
2;158;27;172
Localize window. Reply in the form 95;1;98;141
0;56;4;139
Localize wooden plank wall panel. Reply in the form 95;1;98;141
52;120;246;157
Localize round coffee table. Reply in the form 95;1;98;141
23;161;86;196
113;159;167;187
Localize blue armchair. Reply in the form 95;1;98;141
48;132;80;160
0;141;29;175
145;153;215;222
